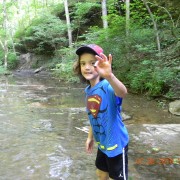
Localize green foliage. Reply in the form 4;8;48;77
0;49;18;70
130;27;155;45
15;13;67;54
8;0;179;99
53;61;79;83
127;60;176;96
130;0;152;26
51;47;79;83
0;65;7;75
51;4;65;16
82;16;178;97
74;2;100;18
71;2;101;34
7;52;18;69
0;50;4;64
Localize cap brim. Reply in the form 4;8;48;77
76;46;99;56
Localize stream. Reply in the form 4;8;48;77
0;71;179;180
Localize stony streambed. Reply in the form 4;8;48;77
0;71;179;180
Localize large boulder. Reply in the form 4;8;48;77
169;100;180;116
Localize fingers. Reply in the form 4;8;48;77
94;53;112;69
86;145;93;153
108;54;112;64
85;140;94;154
95;53;112;63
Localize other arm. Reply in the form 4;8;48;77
85;126;94;154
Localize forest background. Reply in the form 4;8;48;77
0;0;179;99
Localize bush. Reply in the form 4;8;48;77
127;60;176;96
52;61;79;83
15;13;68;55
51;47;79;83
7;52;18;69
0;65;6;75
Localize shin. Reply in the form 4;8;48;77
96;169;109;180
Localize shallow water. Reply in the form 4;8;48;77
0;74;96;180
0;72;179;180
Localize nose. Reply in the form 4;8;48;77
84;64;90;69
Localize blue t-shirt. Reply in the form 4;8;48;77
85;79;129;157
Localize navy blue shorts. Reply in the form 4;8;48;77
95;144;128;180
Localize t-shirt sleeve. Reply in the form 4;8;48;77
107;84;123;107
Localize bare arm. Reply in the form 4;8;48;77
106;73;127;98
95;53;127;98
85;126;94;153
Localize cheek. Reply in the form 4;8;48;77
80;66;84;71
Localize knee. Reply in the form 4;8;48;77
96;169;109;180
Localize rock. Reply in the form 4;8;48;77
122;112;132;121
169;100;180;116
18;53;33;69
34;67;44;73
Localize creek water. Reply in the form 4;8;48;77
0;72;179;180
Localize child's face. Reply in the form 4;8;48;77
80;53;100;84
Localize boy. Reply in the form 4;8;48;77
74;44;129;180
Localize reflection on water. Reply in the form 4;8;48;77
0;74;179;180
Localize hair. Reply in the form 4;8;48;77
73;49;103;84
73;57;88;84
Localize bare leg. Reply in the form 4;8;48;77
96;169;109;180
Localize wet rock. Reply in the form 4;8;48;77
32;119;54;132
130;124;180;154
121;112;132;121
18;53;33;69
68;107;86;113
29;102;46;108
169;100;180;116
34;67;44;74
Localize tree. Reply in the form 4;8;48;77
1;0;8;68
142;0;161;54
101;0;108;28
125;0;130;36
64;0;72;46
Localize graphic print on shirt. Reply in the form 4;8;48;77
87;93;108;140
87;95;102;118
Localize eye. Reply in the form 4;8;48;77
91;61;96;65
80;62;85;66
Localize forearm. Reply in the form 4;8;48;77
86;126;94;153
106;73;127;98
88;126;93;139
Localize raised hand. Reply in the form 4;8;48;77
94;53;113;79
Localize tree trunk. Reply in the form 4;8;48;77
2;0;8;69
64;0;72;46
126;0;130;36
142;0;161;54
10;28;16;54
33;0;37;16
101;0;108;28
